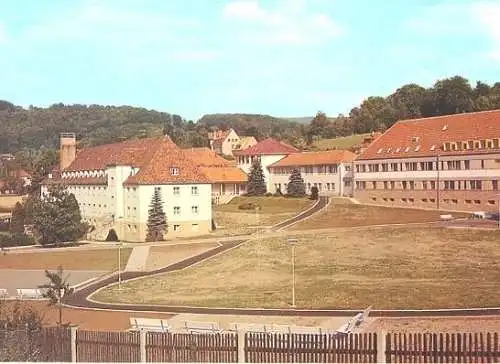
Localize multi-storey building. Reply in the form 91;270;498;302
208;129;257;156
183;147;247;203
234;138;300;192
353;110;500;213
268;150;356;196
43;134;212;242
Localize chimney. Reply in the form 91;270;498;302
60;132;77;170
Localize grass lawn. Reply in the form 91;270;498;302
92;226;500;309
213;196;314;236
146;242;220;271
312;134;369;151
291;199;469;230
0;248;132;271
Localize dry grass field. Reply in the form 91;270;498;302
213;196;314;236
0;248;132;271
312;134;369;151
291;199;469;230
93;226;500;309
146;242;220;271
0;195;26;213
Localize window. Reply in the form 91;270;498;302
401;198;407;202
171;167;180;176
447;161;461;170
474;200;481;204
371;182;376;190
191;186;199;196
173;206;180;215
391;163;399;171
430;198;436;203
381;164;388;172
444;181;455;190
173;186;180;196
481;160;485;169
488;200;495;205
409;198;414;203
326;183;330;190
173;224;181;232
328;165;338;173
192;223;199;231
409;181;415;190
464;160;470;170
470;180;482;190
383;181;388;190
371;197;377;201
390;181;395;190
430;181;436;189
422;198;428;203
422;181;428;190
402;181;408;190
452;199;458;204
493;180;498;191
389;198;395;202
465;200;472;204
191;205;199;214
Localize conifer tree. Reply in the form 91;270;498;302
247;157;266;196
10;202;26;234
286;168;306;197
146;188;167;242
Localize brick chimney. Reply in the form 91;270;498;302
60;132;77;170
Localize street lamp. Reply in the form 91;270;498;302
287;238;298;308
117;242;124;290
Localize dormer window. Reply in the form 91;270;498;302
404;147;410;152
395;148;401;152
171;167;180;176
376;148;383;154
415;145;420;152
387;147;392;153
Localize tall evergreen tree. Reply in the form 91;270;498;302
286;168;306;197
247;157;266;196
32;185;85;246
10;202;25;234
146;188;167;242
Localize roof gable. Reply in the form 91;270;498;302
358;109;500;160
233;137;299;156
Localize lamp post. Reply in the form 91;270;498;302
117;242;123;290
287;238;298;308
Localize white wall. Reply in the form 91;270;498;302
237;154;287;192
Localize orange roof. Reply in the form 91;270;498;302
269;150;356;168
199;166;247;183
66;137;162;171
233;138;299;156
358;109;500;160
183;148;233;167
124;137;209;185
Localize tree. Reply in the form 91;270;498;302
247;158;266;196
38;266;73;327
9;202;25;234
431;76;475;115
5;176;25;195
32;185;86;246
310;186;319;200
286;168;306;197
146;188;167;242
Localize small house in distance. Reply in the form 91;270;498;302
208;128;257;156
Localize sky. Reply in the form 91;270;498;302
0;0;499;121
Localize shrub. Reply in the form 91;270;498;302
310;186;319;200
0;233;35;248
238;202;259;210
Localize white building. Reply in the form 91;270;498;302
234;138;300;192
43;134;212;242
268;150;356;196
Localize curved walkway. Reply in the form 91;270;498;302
63;197;500;318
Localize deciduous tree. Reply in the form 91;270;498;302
38;266;73;327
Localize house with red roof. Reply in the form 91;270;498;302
208;128;257;156
234;137;300;192
43;134;213;242
268;150;356;196
353;109;500;213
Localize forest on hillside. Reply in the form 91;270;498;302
1;75;499;159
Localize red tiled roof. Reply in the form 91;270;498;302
233;138;299;156
358;110;500;160
269;150;357;168
183;148;234;167
124;137;210;185
199;166;247;183
66;137;163;171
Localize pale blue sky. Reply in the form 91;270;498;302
0;0;499;120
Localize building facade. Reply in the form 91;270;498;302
268;150;356;196
234;138;300;192
208;129;257;156
183;147;248;204
43;135;213;242
353;110;500;213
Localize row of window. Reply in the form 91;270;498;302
356;180;499;191
370;196;496;205
274;182;337;192
156;186;199;196
271;165;341;175
356;159;490;173
126;223;199;232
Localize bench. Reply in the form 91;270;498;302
129;317;169;332
0;288;8;299
16;288;44;300
184;321;222;334
230;323;271;333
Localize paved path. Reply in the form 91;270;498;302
124;246;150;272
272;196;328;231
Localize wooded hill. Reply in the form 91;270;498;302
1;75;499;156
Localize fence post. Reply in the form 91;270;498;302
140;331;146;363
70;326;77;363
377;330;387;363
237;330;246;363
